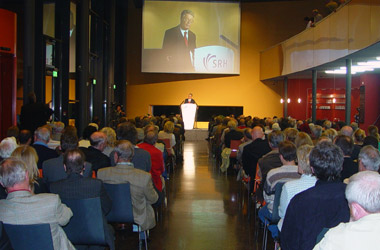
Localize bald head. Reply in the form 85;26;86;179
341;126;353;137
90;131;107;151
252;126;264;140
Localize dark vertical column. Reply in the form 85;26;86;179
312;70;317;123
76;0;90;135
345;59;352;125
105;0;116;127
23;0;36;103
34;0;44;102
284;77;288;118
114;0;127;110
55;0;70;124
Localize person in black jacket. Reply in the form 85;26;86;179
50;149;114;250
20;92;53;134
281;141;350;250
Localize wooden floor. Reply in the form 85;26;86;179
115;140;273;250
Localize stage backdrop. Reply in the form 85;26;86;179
142;0;240;74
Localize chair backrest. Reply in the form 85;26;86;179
161;138;173;156
103;183;134;223
61;197;107;246
3;223;54;250
271;182;285;223
0;222;13;250
230;140;242;158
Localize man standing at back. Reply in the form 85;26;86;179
0;158;74;250
20;92;53;133
98;140;158;231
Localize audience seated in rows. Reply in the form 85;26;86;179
43;127;93;185
0;137;17;162
113;122;151;172
294;132;313;148
100;127;117;157
281;141;350;250
32;126;59;169
277;144;317;231
19;129;32;145
259;141;300;238
242;126;271;191
138;128;165;202
258;131;284;187
0;157;75;249
98;140;158;231
220;119;244;173
314;171;380;249
80;131;111;173
340;125;354;137
334;134;357;181
78;125;97;148
352;128;365;160
158;121;176;151
237;128;252;164
358;145;380;172
50;149;114;250
11;146;48;194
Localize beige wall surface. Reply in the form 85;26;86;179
126;0;325;119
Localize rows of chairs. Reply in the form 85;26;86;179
1;183;149;250
240;165;284;250
208;134;283;250
3;137;183;250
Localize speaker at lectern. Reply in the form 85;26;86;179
181;103;197;130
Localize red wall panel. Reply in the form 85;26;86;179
286;76;366;126
0;9;17;139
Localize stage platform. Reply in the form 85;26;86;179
184;128;208;141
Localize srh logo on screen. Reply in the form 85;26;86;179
203;54;228;71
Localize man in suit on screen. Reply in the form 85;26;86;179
162;10;196;72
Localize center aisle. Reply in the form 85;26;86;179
147;140;261;250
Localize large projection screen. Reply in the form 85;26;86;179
142;0;240;74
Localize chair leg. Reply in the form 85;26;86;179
247;184;251;220
262;222;268;250
144;231;148;250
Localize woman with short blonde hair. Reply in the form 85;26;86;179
11;145;45;193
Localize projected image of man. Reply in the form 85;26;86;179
162;10;196;72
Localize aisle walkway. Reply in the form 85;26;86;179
116;141;270;250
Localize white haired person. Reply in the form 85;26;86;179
0;157;74;249
314;171;380;249
0;137;18;161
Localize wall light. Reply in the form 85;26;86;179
297;98;301;103
287;98;291;103
280;98;284;103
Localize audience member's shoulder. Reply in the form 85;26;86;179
97;166;113;174
34;192;62;202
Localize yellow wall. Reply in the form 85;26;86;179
126;1;325;119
